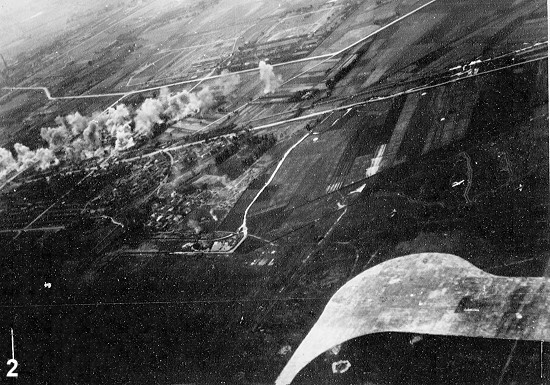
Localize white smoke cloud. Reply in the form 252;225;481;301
101;105;135;152
163;87;217;121
259;60;282;94
66;112;89;136
0;148;17;180
0;69;243;182
196;87;215;110
164;90;195;120
0;144;59;180
104;104;131;136
14;143;59;171
33;148;59;170
82;120;103;149
40;124;71;151
135;97;164;137
215;70;241;96
114;125;135;151
65;138;85;161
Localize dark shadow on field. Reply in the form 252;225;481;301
294;332;550;385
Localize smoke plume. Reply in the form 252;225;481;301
259;60;282;94
114;126;135;152
135;97;164;137
15;143;58;171
215;70;241;96
66;112;90;136
0;148;17;180
102;105;131;135
40;125;71;151
162;86;218;121
0;68;243;182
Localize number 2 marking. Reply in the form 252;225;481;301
6;359;18;377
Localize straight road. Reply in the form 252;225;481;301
1;0;441;101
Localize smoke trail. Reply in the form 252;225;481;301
259;60;282;94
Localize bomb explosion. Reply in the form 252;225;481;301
0;70;240;180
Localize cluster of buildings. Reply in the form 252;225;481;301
85;156;170;218
179;231;242;253
145;188;213;233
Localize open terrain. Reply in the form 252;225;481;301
0;0;548;383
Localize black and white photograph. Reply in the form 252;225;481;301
0;0;548;383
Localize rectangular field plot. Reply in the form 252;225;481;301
263;7;339;42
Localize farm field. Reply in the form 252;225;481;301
0;0;547;383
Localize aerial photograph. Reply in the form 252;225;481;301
0;0;548;383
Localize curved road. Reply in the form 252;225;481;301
231;132;311;252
